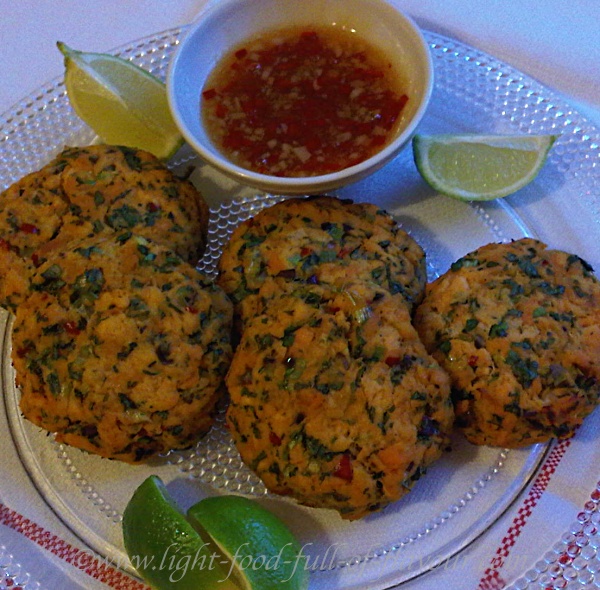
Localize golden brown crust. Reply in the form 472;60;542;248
217;195;427;321
13;232;232;462
226;281;453;519
0;144;209;311
414;238;600;447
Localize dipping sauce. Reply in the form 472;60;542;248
201;26;408;177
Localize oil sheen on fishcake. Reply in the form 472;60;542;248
226;280;453;520
414;238;600;447
13;233;233;462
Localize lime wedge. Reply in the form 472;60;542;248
412;133;558;200
58;42;184;160
188;496;309;590
122;477;308;590
122;476;236;589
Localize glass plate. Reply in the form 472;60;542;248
2;25;598;590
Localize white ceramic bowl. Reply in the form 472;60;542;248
167;0;433;195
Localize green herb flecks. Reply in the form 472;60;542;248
74;244;103;260
417;416;440;442
505;252;540;278
303;432;337;462
119;146;143;171
537;282;565;297
282;325;299;347
282;356;306;387
70;268;105;309
489;320;508;338
504;391;522;416
107;204;141;230
33;264;66;294
119;393;138;410
126;297;150;319
378;405;396;435
505;348;539;389
46;371;62;396
249;450;267;471
320;221;343;242
451;256;480;272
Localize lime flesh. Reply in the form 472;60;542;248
413;133;558;200
58;42;184;160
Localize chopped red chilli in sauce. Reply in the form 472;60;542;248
201;27;408;177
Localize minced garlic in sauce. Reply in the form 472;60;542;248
201;26;408;177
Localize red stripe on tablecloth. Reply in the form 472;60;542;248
0;502;148;589
477;438;572;590
542;480;600;587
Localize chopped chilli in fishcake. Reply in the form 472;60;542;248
0;145;210;312
414;238;600;448
226;281;453;520
220;196;452;520
202;27;408;177
14;232;233;463
217;195;427;325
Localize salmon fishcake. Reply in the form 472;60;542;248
0;155;71;311
217;196;426;320
13;232;233;463
0;144;209;311
55;145;209;263
226;281;453;520
414;238;600;448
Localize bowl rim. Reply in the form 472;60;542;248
167;0;434;192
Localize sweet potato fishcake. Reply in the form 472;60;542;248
414;238;600;447
56;144;209;264
0;155;70;311
218;195;427;319
13;232;233;462
0;144;209;311
226;281;453;520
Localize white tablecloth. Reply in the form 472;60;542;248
1;2;599;589
1;0;599;125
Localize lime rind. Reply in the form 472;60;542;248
412;133;558;201
188;496;310;590
414;133;556;151
122;476;236;590
123;478;308;590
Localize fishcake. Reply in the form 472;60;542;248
0;144;209;311
56;145;209;263
0;156;71;312
226;281;453;520
414;238;600;447
13;232;233;463
217;196;427;320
